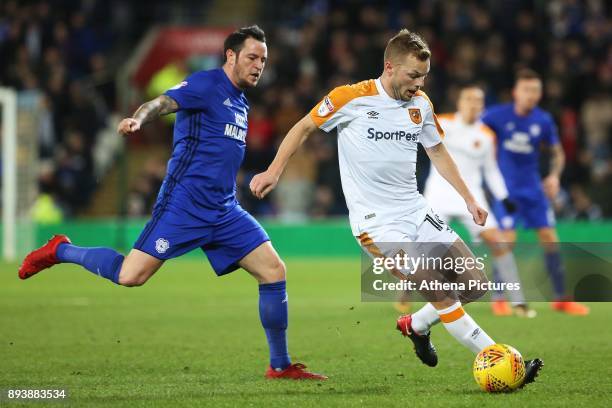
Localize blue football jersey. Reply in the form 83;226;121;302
481;103;559;198
163;68;249;216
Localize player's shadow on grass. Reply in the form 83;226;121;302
276;385;391;396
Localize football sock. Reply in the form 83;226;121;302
410;303;440;334
56;243;124;284
544;251;565;298
490;265;505;300
259;280;291;370
437;302;495;354
493;252;525;305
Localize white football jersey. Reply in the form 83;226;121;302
310;78;444;237
424;112;508;215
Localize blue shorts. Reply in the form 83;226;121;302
134;196;269;276
493;194;556;230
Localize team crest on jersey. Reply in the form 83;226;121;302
530;124;541;136
169;81;188;90
317;96;335;117
473;140;481;149
409;108;422;124
155;238;170;254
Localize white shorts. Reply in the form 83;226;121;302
356;207;459;261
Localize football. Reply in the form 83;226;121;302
473;344;526;393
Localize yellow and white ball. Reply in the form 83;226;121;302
473;344;526;393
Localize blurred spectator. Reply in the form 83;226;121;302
33;161;64;223
581;90;612;181
568;185;603;221
126;157;167;217
55;130;95;215
2;0;612;219
146;59;188;124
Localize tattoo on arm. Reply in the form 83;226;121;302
549;145;565;177
132;95;179;125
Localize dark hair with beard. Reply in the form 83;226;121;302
223;25;266;62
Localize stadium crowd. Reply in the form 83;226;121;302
0;0;117;216
0;0;610;220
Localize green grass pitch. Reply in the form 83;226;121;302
1;258;611;407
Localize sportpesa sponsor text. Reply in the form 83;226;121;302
367;128;420;141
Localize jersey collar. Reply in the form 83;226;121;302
218;68;244;97
375;77;411;107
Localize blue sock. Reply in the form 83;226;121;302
56;243;124;284
544;251;565;298
491;265;504;300
259;280;291;370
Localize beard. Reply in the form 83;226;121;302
234;66;259;89
393;85;414;101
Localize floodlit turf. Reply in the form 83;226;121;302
1;258;611;407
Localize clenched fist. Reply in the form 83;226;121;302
467;201;488;226
250;171;279;199
117;118;142;135
542;174;560;200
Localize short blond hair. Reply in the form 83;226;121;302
384;29;431;63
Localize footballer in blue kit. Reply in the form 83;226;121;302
133;65;266;272
483;102;558;230
482;69;589;315
18;25;327;379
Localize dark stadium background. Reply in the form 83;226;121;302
1;0;610;232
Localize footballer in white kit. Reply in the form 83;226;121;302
424;85;534;317
424;112;505;240
250;29;543;384
312;77;458;247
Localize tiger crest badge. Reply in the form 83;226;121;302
409;108;422;124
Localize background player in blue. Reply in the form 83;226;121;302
482;69;589;315
18;25;327;380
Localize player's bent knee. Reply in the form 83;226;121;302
270;258;287;282
459;286;487;304
117;249;163;287
118;266;152;287
259;258;286;283
119;275;146;287
118;274;144;287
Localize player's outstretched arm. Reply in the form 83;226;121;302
425;142;488;226
250;114;318;199
117;95;179;135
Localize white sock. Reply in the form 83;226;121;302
493;252;526;305
411;303;440;334
437;302;495;354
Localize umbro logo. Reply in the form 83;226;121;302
223;98;233;108
367;111;379;119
